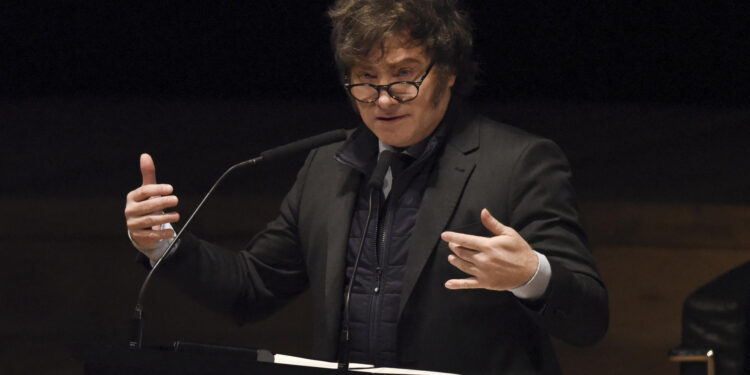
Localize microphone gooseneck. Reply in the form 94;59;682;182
338;151;393;370
261;129;347;162
130;158;257;349
129;129;347;350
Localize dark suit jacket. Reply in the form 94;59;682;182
160;101;608;374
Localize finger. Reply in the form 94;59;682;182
447;241;480;261
131;228;176;241
441;231;487;252
127;212;180;231
445;277;481;290
140;153;157;186
130;228;175;247
127;184;174;203
447;254;480;276
480;208;509;236
125;195;179;218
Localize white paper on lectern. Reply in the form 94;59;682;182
355;367;459;374
273;354;459;374
273;354;372;369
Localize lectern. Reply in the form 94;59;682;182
73;343;350;375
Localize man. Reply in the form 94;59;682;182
124;1;608;373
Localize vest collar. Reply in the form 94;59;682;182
334;97;466;174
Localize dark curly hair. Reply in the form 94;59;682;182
328;0;477;97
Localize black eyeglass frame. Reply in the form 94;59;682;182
344;62;435;103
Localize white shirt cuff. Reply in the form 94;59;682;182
510;251;551;300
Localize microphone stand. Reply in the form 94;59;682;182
129;129;347;350
337;151;394;370
130;157;259;349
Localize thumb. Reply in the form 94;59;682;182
480;208;508;236
140;153;157;186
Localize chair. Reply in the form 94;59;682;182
670;260;750;375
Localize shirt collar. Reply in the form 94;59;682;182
378;137;429;160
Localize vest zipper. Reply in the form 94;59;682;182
369;192;393;365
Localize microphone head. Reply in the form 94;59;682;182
368;151;395;190
260;129;347;162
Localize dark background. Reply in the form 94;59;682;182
3;1;749;202
2;1;749;374
4;2;750;102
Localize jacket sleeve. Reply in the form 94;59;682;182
508;138;609;346
156;149;317;323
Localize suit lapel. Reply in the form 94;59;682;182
398;115;479;319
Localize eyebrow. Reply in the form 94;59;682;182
353;58;425;72
388;58;424;66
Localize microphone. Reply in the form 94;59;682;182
338;150;393;370
261;129;348;162
367;151;395;190
129;128;347;350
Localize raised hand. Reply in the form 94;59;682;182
441;209;538;291
124;153;180;259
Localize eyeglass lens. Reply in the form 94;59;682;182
350;83;418;102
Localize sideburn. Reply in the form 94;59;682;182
430;66;454;107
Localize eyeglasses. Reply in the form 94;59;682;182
344;62;434;103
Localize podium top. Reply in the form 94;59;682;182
73;344;459;375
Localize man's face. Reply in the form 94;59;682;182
349;36;456;148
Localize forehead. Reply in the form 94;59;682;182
352;35;428;70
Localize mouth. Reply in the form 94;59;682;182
376;115;407;123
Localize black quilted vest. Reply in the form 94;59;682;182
335;124;446;367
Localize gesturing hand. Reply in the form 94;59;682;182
124;153;180;259
441;209;538;291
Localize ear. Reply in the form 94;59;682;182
447;73;457;88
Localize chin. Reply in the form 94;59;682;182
366;118;420;147
376;131;412;148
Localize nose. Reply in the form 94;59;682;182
376;87;399;108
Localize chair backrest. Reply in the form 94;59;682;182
680;260;750;375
